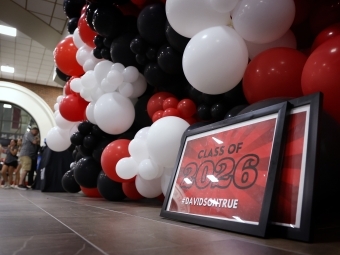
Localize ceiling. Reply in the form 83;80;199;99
0;0;70;87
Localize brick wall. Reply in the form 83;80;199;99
0;79;63;111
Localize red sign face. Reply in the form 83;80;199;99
167;114;279;225
272;106;309;228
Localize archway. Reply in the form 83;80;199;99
0;81;55;145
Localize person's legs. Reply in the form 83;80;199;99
14;163;21;186
27;159;37;186
18;156;31;190
7;166;15;186
1;165;9;187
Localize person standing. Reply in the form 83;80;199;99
1;139;18;189
13;138;22;188
17;127;39;190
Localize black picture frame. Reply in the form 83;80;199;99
161;102;289;238
271;93;322;242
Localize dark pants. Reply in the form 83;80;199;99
28;158;37;186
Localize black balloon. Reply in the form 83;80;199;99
93;47;103;59
132;94;153;130
121;16;138;34
100;48;111;60
56;68;71;82
83;134;98;150
97;171;126;201
136;54;148;66
130;35;148;54
85;3;100;31
62;169;81;193
70;132;84;146
202;93;224;106
91;125;106;138
94;35;104;47
197;104;211;121
224;105;249;119
143;62;170;87
74;157;102;188
146;47;157;60
110;33;139;67
75;152;83;162
186;121;212;132
165;21;190;53
210;102;230;120
188;86;204;104
103;37;113;48
137;3;166;45
92;138;111;163
92;6;123;38
67;17;79;34
222;83;248;106
157;44;182;74
78;121;93;135
118;131;136;140
72;149;78;160
63;0;85;19
87;0;128;4
77;145;93;157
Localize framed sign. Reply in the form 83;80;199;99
271;93;322;242
161;102;289;237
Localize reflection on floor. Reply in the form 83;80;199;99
0;190;339;255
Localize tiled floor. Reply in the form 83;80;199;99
0;190;339;255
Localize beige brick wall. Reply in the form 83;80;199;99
0;79;63;111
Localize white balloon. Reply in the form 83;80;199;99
80;88;94;102
130;98;138;106
56;95;64;104
155;165;165;179
209;0;239;13
147;117;189;168
122;66;139;83
91;87;104;102
46;127;71;152
138;159;160;180
73;28;85;49
134;127;150;140
130;74;147;98
54;103;59;111
161;167;174;196
76;45;92;66
83;59;97;72
116;157;139;180
54;110;60;118
128;138;149;164
135;175;162;198
232;0;295;44
183;26;248;95
111;63;125;72
55;113;74;130
118;82;133;98
101;78;119;93
69;122;80;137
81;70;98;89
245;30;297;60
85;102;97;124
166;0;231;38
94;60;112;84
107;70;124;86
94;92;135;135
70;78;82;93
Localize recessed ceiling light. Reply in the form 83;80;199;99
0;25;17;37
1;66;14;73
3;104;12;109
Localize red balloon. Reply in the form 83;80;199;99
163;97;179;110
80;186;102;198
243;48;307;104
54;36;84;77
101;139;134;183
78;13;97;48
162;108;182;118
157;193;165;202
81;5;87;15
152;110;164;122
293;0;311;25
184;117;197;125
147;92;174;118
177;99;197;118
301;35;340;123
311;23;340;51
59;93;89;121
117;2;140;17
64;77;77;95
309;0;340;35
122;182;144;200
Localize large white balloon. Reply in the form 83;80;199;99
46;127;71;152
134;127;150;140
116;157;139;180
128;138;149;164
183;26;248;95
209;0;239;13
130;74;147;98
161;167;174;196
85;102;97;124
135;175;162;198
245;30;297;60
232;0;295;44
147;117;189;168
55;113;75;130
166;0;231;38
94;60;112;84
94;92;135;135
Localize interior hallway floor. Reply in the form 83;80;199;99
0;189;339;255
